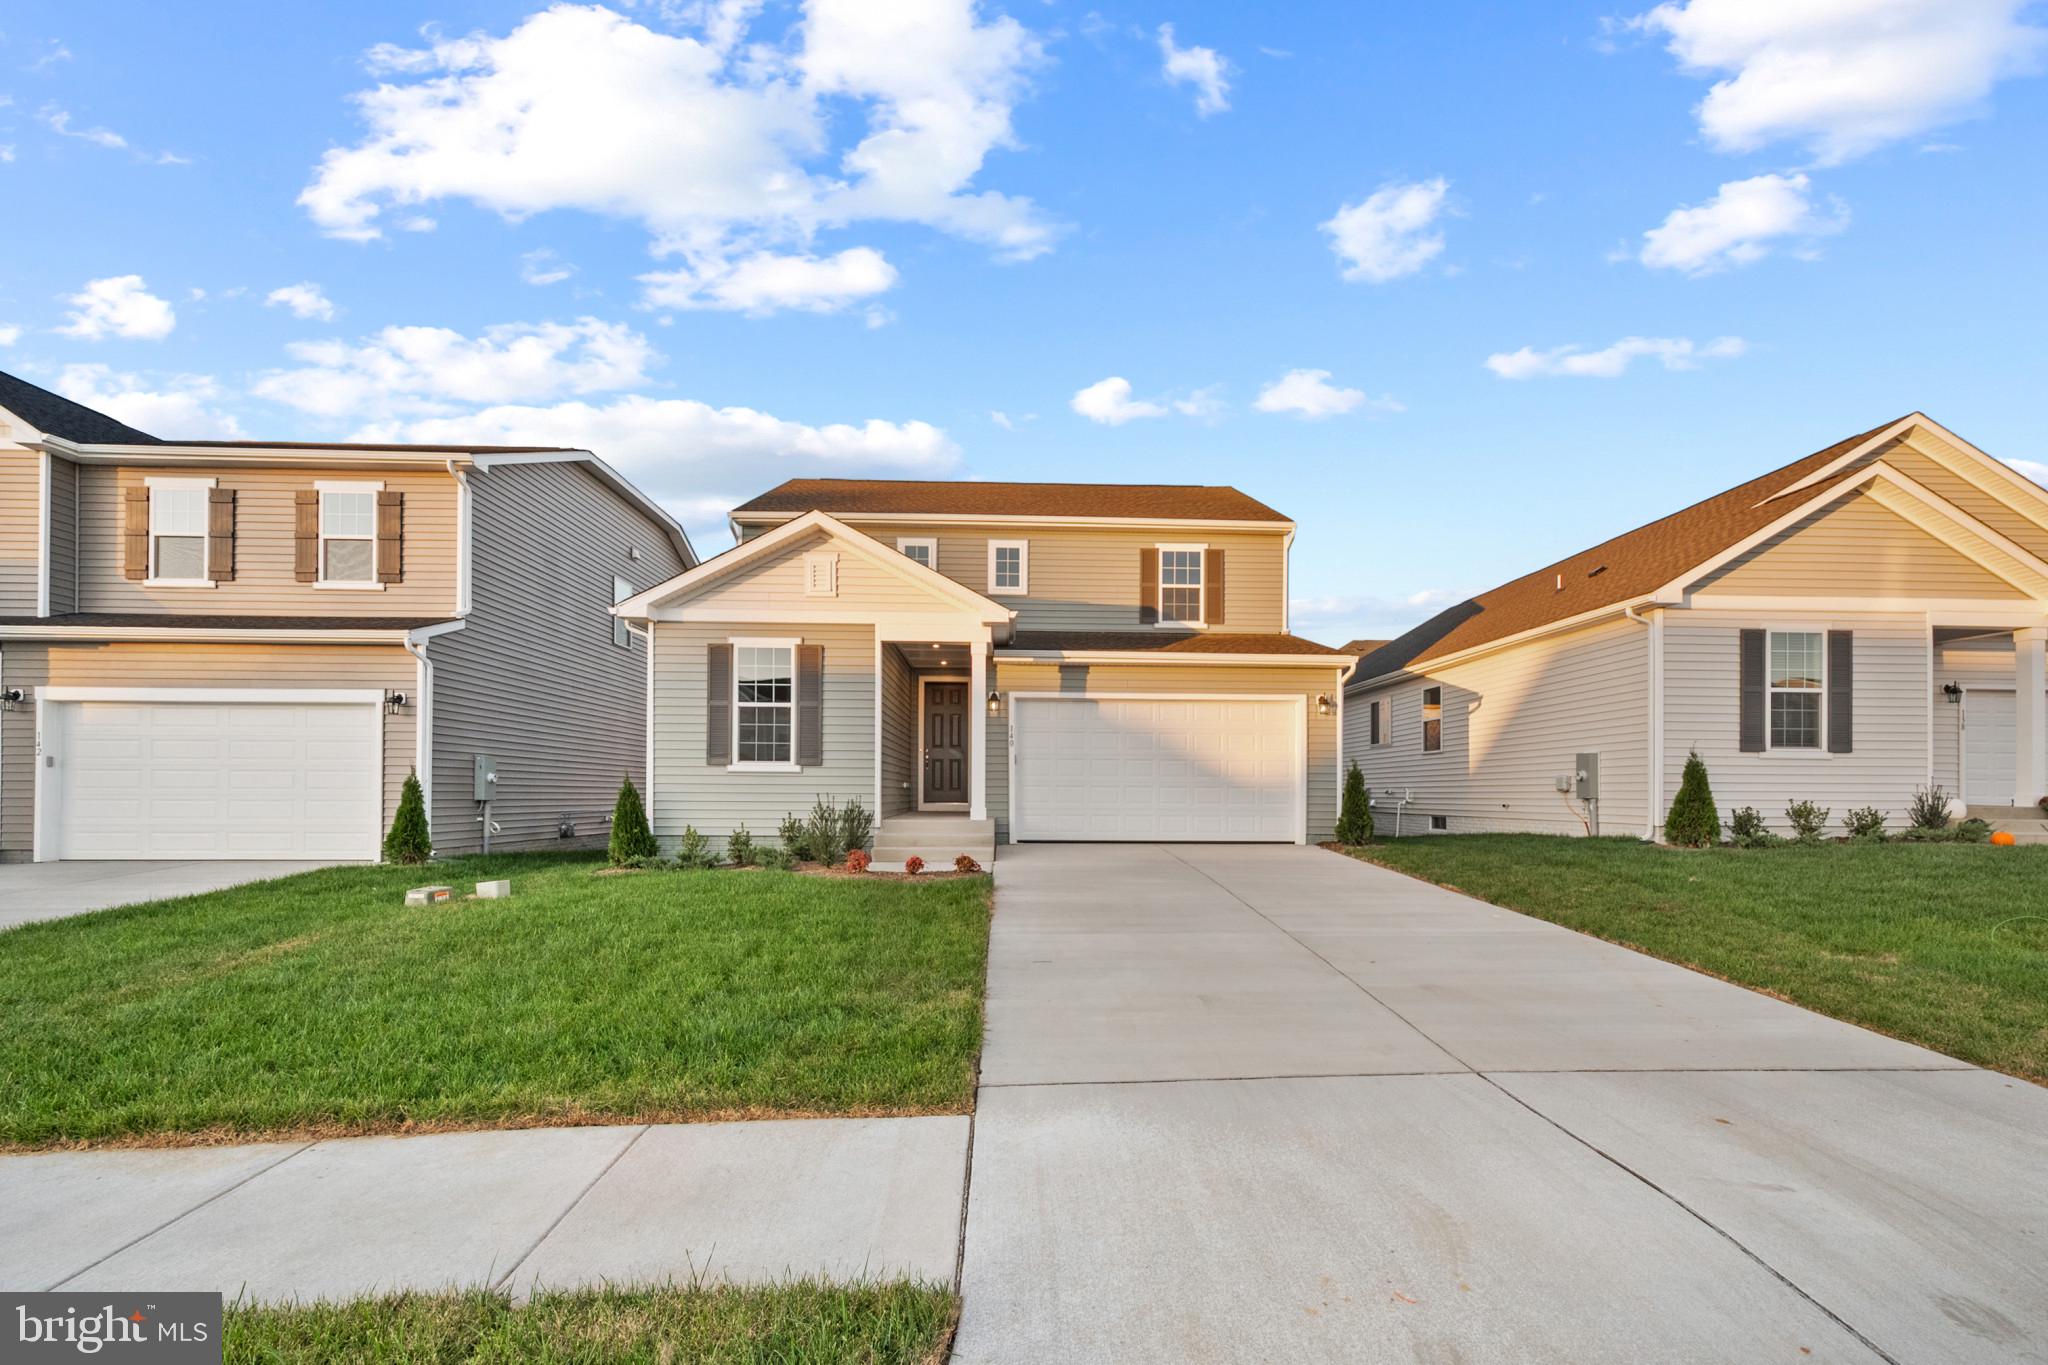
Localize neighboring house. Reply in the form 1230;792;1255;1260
0;370;693;862
615;479;1355;862
1344;413;2048;839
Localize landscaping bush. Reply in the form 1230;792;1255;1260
1727;806;1777;848
805;796;845;866
845;849;871;873
1785;800;1830;844
756;844;794;870
777;812;809;862
383;769;433;865
1907;785;1953;831
954;854;983;874
1335;762;1373;844
1843;806;1887;841
903;855;925;876
1662;750;1721;847
838;797;874;855
726;825;756;867
675;825;717;869
1955;818;1993;843
608;777;658;866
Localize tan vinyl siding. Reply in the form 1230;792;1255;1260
0;449;37;615
1347;617;1650;837
0;641;415;859
47;456;78;614
77;465;459;615
1691;491;2028;599
705;530;952;614
1875;441;2048;561
427;461;686;855
651;619;876;847
1662;610;1930;834
880;644;914;816
992;658;1345;841
1932;635;2017;796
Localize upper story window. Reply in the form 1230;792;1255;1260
1159;546;1204;624
1421;686;1443;753
147;479;212;586
733;639;796;768
988;539;1028;595
1769;630;1824;749
1368;698;1385;746
897;537;937;569
612;575;634;649
318;483;379;586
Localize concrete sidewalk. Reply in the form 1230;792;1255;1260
0;1116;967;1303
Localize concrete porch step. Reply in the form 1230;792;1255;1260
874;816;996;868
1965;806;2048;844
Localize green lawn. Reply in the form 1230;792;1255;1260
0;854;990;1148
1349;835;2048;1081
223;1281;957;1365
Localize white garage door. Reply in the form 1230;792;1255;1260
1012;696;1302;842
1964;690;2015;806
44;697;381;860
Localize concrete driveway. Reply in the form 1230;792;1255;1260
955;844;2048;1364
0;860;340;930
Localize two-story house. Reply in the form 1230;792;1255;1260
0;370;693;863
614;479;1357;863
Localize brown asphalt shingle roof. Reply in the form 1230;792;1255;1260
1339;638;1389;657
734;478;1290;523
1003;631;1350;657
1353;417;1911;682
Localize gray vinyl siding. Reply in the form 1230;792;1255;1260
77;465;460;616
1690;490;2029;599
0;641;415;860
427;461;686;855
1346;617;1651;838
0;448;36;615
1932;636;2017;797
46;456;78;614
992;658;1345;841
880;644;915;816
651;619;876;847
1662;610;1930;834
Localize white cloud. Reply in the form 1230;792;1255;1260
300;2;1056;312
1254;368;1399;419
520;249;575;286
36;103;126;149
0;145;16;164
0;324;20;347
1321;177;1450;283
990;409;1035;430
253;317;656;418
1637;172;1847;274
1158;23;1231;116
2005;457;2048;489
264;282;337;322
1631;0;2046;165
1485;335;1747;379
639;246;898;313
1173;386;1226;420
57;275;177;340
53;364;244;438
1071;376;1168;425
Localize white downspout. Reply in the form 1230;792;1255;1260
446;460;473;617
404;634;434;842
1623;604;1662;841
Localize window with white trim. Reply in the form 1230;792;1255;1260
733;640;795;766
148;479;211;585
897;537;937;569
319;486;379;584
1159;547;1204;624
1768;630;1824;749
612;575;634;649
1421;686;1443;753
988;539;1028;594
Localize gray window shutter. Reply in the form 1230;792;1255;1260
1738;629;1765;753
706;643;731;766
797;644;824;767
294;490;320;582
1138;547;1159;624
1205;547;1225;625
1827;630;1853;753
124;486;149;580
208;488;236;582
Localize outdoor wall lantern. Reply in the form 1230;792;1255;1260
1316;693;1335;717
385;689;410;715
987;690;1003;715
1943;682;1962;704
0;687;25;711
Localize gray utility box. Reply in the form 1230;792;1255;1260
1575;752;1600;801
473;754;499;802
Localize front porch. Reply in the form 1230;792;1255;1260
873;812;998;868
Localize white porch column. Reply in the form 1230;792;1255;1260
2016;626;2047;808
969;638;988;822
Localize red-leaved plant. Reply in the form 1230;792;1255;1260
846;848;871;873
903;855;925;876
954;854;983;873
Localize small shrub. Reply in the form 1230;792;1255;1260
607;776;658;866
675;825;717;869
954;854;983;873
805;796;845;866
1785;800;1830;843
1954;818;1993;844
1894;824;1950;843
383;769;433;865
623;853;668;870
1906;785;1952;831
777;812;809;862
726;825;757;867
756;844;794;871
1843;806;1887;841
1727;806;1778;848
846;848;871;873
1663;750;1721;847
1335;762;1373;844
838;796;874;855
903;855;925;876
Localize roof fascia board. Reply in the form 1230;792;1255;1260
997;649;1351;667
0;625;423;643
1346;600;1648;692
1762;415;1922;503
730;509;1294;533
38;436;469;468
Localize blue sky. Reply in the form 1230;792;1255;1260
3;0;2044;644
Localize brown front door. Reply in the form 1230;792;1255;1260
923;681;969;807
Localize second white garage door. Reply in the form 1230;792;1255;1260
1011;696;1303;842
42;695;382;860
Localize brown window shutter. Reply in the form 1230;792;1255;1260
1826;630;1853;753
797;644;824;767
706;643;732;765
1204;547;1225;625
123;486;149;580
1138;547;1159;624
207;488;236;582
1738;628;1765;753
295;490;320;582
377;491;404;584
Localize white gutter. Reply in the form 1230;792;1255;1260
997;649;1356;667
401;620;465;842
0;625;448;643
447;459;473;617
1623;605;1663;841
